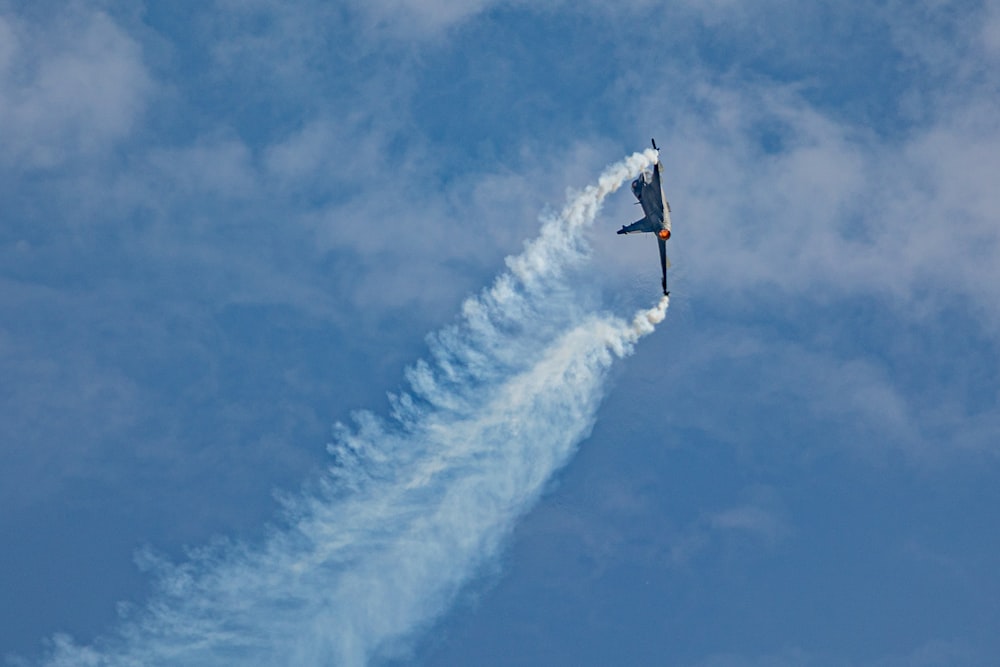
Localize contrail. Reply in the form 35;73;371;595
37;149;667;667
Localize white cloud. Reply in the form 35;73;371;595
612;70;1000;337
0;8;152;169
709;505;786;544
684;639;982;667
665;491;789;567
982;2;1000;57
349;0;509;35
147;136;259;200
263;121;340;184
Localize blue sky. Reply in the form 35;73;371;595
2;0;999;665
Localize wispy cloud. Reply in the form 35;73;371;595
684;637;980;667
0;7;152;169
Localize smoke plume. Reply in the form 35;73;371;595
39;149;667;666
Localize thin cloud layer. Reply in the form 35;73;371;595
0;8;151;169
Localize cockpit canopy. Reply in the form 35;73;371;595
631;178;642;199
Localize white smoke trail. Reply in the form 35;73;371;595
39;149;667;667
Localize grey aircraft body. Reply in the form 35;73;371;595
617;138;672;295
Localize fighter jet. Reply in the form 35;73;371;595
617;138;672;295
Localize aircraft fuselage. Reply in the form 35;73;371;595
617;139;672;295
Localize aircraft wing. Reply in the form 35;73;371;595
650;158;663;192
658;237;670;295
646;163;666;221
617;217;657;235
